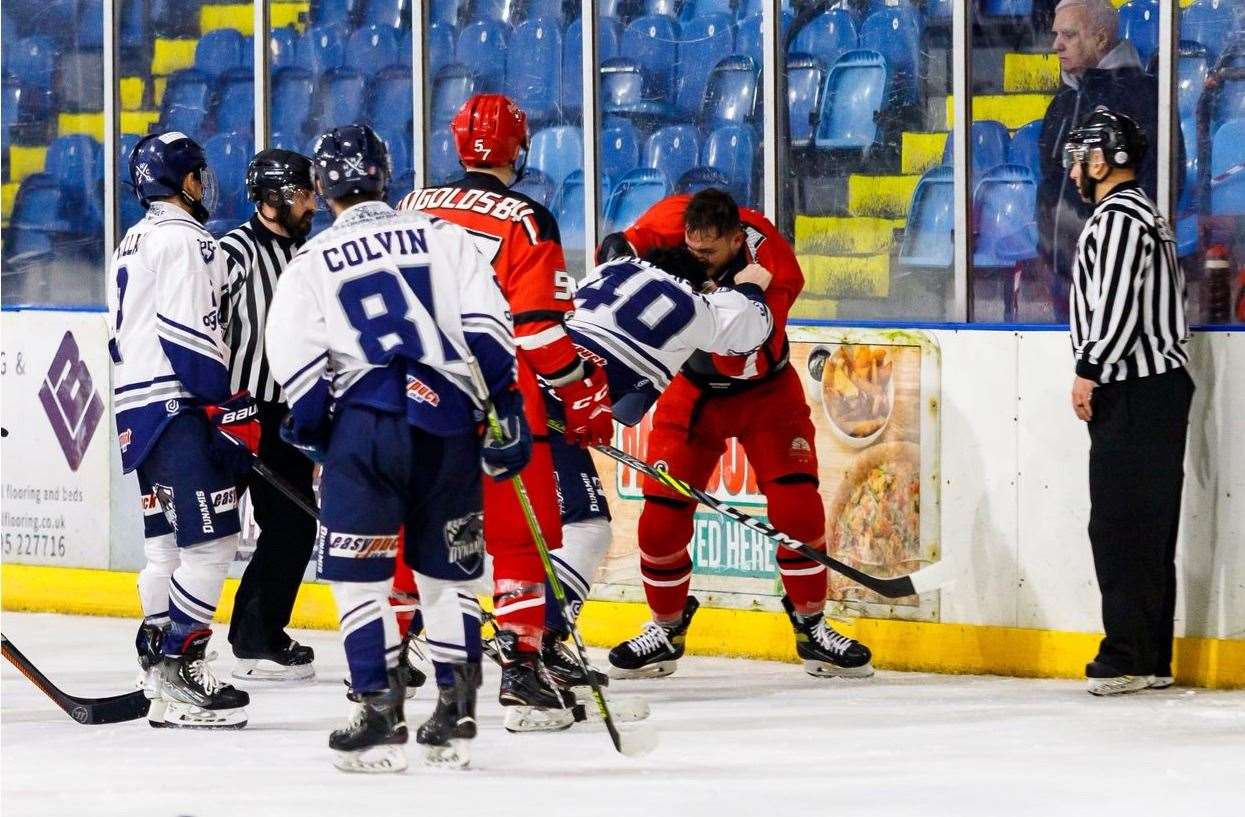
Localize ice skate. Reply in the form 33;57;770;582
155;630;249;729
541;631;609;691
332;673;408;773
135;617;168;727
491;630;575;732
416;663;480;769
232;639;315;682
782;596;874;678
1086;662;1152;696
608;596;699;679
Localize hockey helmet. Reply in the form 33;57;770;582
246;149;314;204
128;131;218;217
311;123;391;200
1062;106;1148;170
451;94;529;168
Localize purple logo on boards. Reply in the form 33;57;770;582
38;331;104;471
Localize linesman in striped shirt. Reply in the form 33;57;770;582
219;149;320;682
1063;107;1194;696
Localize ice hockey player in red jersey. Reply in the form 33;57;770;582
597;189;875;680
398;95;613;714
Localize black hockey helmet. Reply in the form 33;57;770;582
1062;106;1148;170
310;124;391;201
246;148;314;205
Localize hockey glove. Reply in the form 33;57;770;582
279;413;329;465
481;391;532;482
205;391;261;455
555;365;614;447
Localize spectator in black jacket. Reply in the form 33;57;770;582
1036;0;1182;322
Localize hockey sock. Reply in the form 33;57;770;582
137;533;178;620
493;578;545;653
416;572;483;687
544;518;611;635
391;559;422;637
163;534;237;650
638;497;697;623
332;579;401;694
766;475;829;617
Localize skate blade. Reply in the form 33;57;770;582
146;698;168;728
617;723;660;758
232;659;315;683
607;661;677;680
503;706;576;733
333;744;408;774
160;702;248;729
421;738;471;769
803;660;875;679
573;694;651;724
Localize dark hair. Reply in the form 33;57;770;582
683;188;741;237
645;246;708;290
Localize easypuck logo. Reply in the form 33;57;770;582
327;533;399;559
210;487;237;513
38;331;104;471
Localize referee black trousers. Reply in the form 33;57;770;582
228;401;317;656
1087;367;1194;677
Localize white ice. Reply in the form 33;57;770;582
2;612;1243;817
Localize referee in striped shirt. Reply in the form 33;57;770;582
1064;107;1193;696
220;149;320;682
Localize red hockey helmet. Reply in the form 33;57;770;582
451;94;529;168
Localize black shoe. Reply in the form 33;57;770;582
332;671;408;773
607;597;699;679
541;631;609;690
416;663;481;768
233;638;315;682
781;596;874;678
157;630;249;728
493;631;572;709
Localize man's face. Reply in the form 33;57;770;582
1068;148;1109;202
286;186;317;235
1052;7;1106;76
684;227;745;276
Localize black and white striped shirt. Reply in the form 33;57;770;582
1070;181;1189;384
220;214;302;402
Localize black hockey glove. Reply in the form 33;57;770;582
480;390;532;482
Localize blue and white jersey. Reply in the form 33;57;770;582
107;202;231;472
265;200;517;438
566;258;772;425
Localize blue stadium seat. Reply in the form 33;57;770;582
674;13;735;117
45;134;101;200
702;123;755;205
429;21;457;76
736;11;795;66
563;17;624;117
431;0;466;25
555;169;585;250
621;15;681;98
683;0;733;21
600;58;667;117
1216;75;1245;129
736;0;791;21
513;168;556;209
428;128;461;184
981;0;1032;18
942;120;1010;181
195;29;247;80
1179;44;1209;122
309;0;351;25
457;19;508;93
2;79;21;144
701;55;758;128
1008;119;1043;179
76;0;105;48
1118;0;1159;68
644;125;699;190
204;131;254;219
899;165;954;268
789;9;857;74
214;69;254;136
1182;0;1235;64
273;68;316;136
786;53;826;149
314;68;368;134
925;0;952;22
431;63;476;126
528;124;583;190
1210;118;1245;214
604;167;671;233
389;170;417;206
676;166;731;195
271;130;301;151
505;18;563;124
369;66;414;137
860;5;921;106
468;0;517;24
120;0;148;50
270;26;301;70
814;49;887;151
526;0;564;22
348;24;401;77
972;164;1038;267
644;0;678;17
380;129;411;177
159;69;213;136
297;23;350;75
11;37;57;90
601;118;640;186
8;175;64;259
362;0;409;29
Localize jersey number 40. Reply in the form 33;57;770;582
577;274;694;349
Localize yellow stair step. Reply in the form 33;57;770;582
901;131;947;175
122;111;161;135
59;112;104;138
944;94;1053;130
151;38;198;76
8;145;48;183
1003;53;1060;93
799;253;891;300
846;174;919;219
790;295;838;321
121;77;146;111
2;180;21;221
200;3;253;35
272;1;311;30
795;215;903;255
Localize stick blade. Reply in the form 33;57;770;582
617;723;659;757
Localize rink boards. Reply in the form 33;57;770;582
1;308;1242;687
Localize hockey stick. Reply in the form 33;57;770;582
466;359;656;758
550;420;945;599
1;634;150;724
212;427;320;520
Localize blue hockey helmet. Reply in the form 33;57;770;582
128;131;218;221
311;123;391;201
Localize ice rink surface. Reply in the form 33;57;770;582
2;612;1242;817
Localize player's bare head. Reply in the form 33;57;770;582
646;246;709;291
684;189;744;275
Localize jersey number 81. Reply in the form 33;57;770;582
338;265;458;365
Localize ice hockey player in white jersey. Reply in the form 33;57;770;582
264;124;530;772
108;132;261;729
